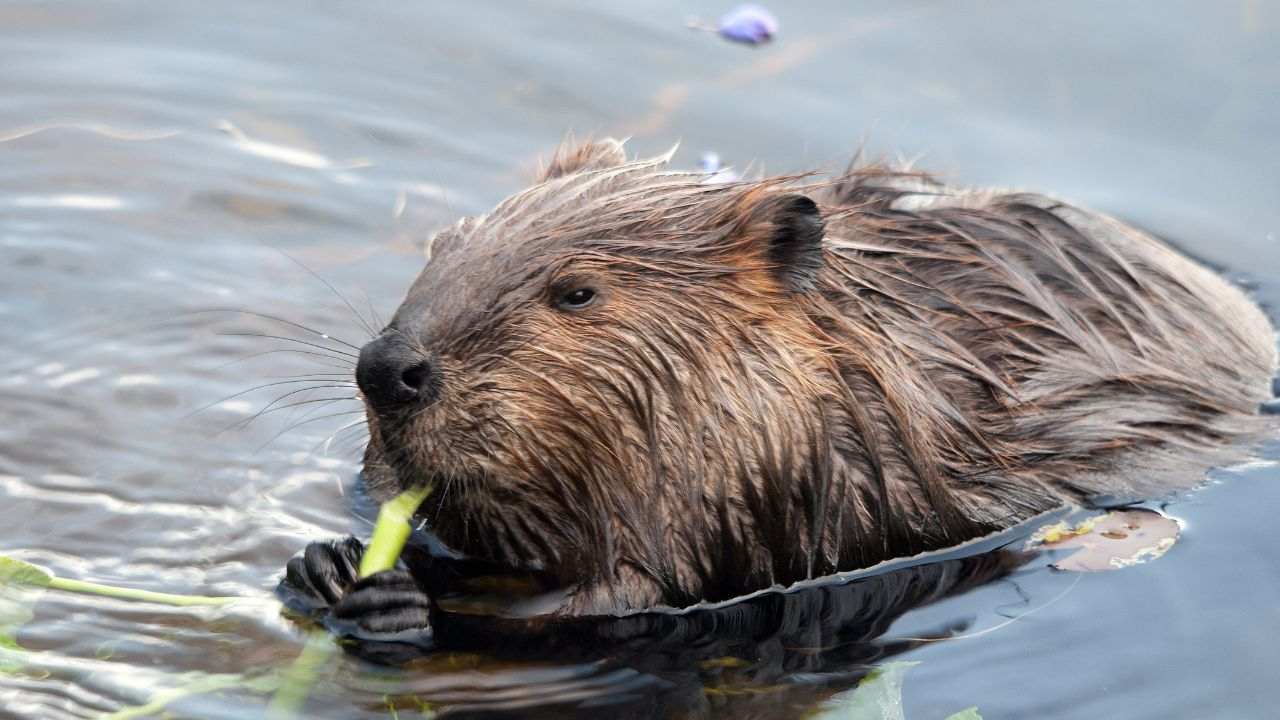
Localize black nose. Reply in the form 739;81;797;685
355;335;437;413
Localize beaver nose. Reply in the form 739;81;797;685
355;335;437;413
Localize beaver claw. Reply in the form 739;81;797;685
278;536;433;637
281;536;364;609
332;570;433;634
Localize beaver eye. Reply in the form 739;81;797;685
557;287;597;311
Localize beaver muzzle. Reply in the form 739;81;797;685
356;333;439;414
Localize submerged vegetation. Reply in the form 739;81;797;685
1;486;435;717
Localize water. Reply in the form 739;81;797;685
0;1;1277;717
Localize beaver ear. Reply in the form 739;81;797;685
538;138;628;181
763;194;826;292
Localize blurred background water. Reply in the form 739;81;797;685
0;1;1277;718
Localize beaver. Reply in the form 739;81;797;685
281;138;1276;633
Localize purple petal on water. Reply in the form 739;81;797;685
717;4;778;45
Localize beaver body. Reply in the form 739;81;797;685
285;140;1275;622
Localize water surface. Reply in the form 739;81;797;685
1;2;1278;718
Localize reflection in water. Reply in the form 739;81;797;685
317;519;1033;718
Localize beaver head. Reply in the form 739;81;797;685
357;140;850;610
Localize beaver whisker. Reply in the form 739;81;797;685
187;307;365;352
329;432;371;458
241;393;359;423
262;371;357;380
225;394;359;435
184;377;356;420
213;348;355;371
226;383;359;429
218;332;359;360
428;471;457;525
266;245;382;341
359;288;385;334
253;408;366;452
312;417;369;457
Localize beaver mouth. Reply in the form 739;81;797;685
362;454;555;578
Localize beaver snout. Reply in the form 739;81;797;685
355;334;438;413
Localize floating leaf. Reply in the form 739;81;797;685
945;708;984;720
1029;509;1179;572
0;556;53;588
717;4;779;45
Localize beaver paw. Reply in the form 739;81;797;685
279;536;364;612
332;570;433;635
278;536;433;638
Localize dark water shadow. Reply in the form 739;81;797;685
322;480;1050;718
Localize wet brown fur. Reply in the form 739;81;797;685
362;140;1276;613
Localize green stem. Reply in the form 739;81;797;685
266;631;335;718
47;577;237;607
358;484;434;578
268;485;436;717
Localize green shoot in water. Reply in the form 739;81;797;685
0;556;236;607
